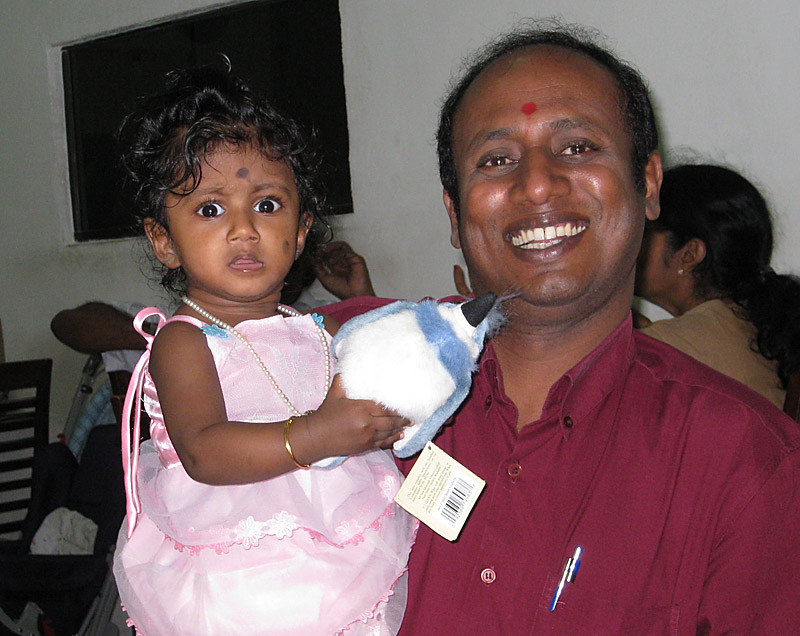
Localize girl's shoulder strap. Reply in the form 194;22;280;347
132;307;204;343
121;307;204;537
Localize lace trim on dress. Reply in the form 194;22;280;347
167;502;404;555
334;575;398;636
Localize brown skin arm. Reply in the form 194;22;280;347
51;302;148;353
148;319;405;485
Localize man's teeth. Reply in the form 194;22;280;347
510;222;587;249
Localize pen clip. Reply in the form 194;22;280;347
549;546;582;612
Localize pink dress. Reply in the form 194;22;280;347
113;309;416;636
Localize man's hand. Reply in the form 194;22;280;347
312;241;376;299
453;264;473;297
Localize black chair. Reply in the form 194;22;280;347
0;359;52;542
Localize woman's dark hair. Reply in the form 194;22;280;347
655;163;800;386
119;65;328;294
437;20;658;214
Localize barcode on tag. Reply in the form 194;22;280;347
394;442;485;541
438;476;474;526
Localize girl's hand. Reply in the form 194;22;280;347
291;375;408;462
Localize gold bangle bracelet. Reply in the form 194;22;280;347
284;416;310;469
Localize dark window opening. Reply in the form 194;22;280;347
62;0;351;242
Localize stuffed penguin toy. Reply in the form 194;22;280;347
315;292;502;468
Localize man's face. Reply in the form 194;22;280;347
446;46;661;328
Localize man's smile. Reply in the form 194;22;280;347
507;220;588;250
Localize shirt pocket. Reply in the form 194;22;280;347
531;572;680;636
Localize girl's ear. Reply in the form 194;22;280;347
294;212;313;260
144;219;181;269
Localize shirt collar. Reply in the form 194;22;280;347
478;313;636;435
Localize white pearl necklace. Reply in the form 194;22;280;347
181;296;331;416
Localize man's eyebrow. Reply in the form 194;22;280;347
485;127;516;141
468;117;607;150
463;127;516;153
547;117;597;131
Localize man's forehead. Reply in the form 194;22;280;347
470;45;620;104
453;45;629;146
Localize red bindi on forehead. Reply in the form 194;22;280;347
521;102;537;116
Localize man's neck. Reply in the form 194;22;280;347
492;299;630;428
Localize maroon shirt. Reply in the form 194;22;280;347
325;297;800;636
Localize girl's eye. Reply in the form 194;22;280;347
255;198;282;214
198;202;224;218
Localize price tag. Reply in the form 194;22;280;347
394;441;485;541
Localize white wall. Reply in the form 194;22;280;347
2;0;798;431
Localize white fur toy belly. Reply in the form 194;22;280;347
329;292;502;462
335;310;458;424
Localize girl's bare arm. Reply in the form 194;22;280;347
148;321;404;485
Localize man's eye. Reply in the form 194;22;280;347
255;198;282;214
198;202;224;218
480;155;515;168
562;142;595;156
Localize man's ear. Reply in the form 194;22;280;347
643;152;663;222
443;189;461;249
680;237;707;271
144;219;181;269
294;212;314;260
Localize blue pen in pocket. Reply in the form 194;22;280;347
549;546;582;611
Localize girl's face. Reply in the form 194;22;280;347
146;145;311;313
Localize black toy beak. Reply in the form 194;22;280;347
460;292;497;327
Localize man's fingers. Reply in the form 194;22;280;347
453;264;473;296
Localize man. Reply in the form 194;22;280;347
325;23;800;635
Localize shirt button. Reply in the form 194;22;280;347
507;463;522;478
563;416;574;429
480;568;496;584
484;395;493;409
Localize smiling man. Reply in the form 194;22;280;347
325;24;800;635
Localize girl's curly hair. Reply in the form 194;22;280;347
119;65;328;294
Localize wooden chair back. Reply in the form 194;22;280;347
0;358;52;538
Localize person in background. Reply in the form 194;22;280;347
635;163;800;408
323;22;800;635
50;301;161;458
